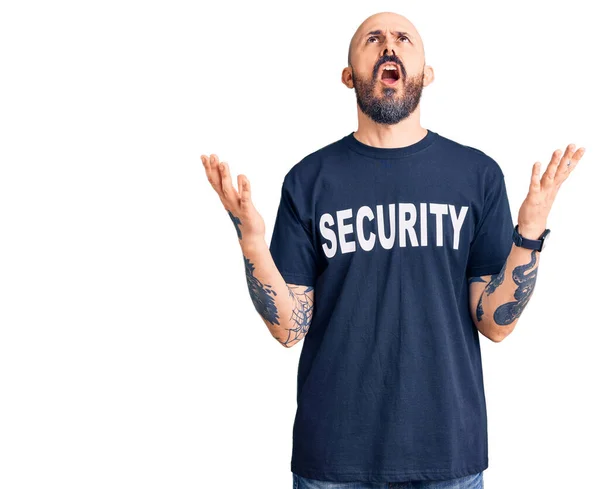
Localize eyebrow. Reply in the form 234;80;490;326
365;30;412;39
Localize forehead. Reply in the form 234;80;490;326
359;21;419;40
355;14;422;45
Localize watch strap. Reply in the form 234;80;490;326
512;225;548;252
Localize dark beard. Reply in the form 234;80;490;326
353;68;424;125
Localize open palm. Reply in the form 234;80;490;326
518;143;586;233
201;153;265;244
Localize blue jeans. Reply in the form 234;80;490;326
293;471;483;489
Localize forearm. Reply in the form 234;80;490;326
475;238;541;342
240;237;312;347
475;139;588;340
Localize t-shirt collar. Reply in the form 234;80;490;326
344;129;438;159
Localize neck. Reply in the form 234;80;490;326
353;106;427;148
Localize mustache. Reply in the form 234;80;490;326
374;55;406;80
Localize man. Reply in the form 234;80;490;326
201;11;585;489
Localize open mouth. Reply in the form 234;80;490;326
379;64;400;85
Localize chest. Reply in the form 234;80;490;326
312;165;482;261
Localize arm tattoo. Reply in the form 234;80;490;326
493;250;538;325
243;255;315;346
278;285;314;347
476;262;507;322
468;276;486;284
475;250;538;325
228;210;242;239
244;255;279;326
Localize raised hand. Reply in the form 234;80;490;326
201;153;265;245
517;143;586;239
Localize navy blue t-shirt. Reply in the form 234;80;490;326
268;129;514;483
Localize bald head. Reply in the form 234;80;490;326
347;11;425;68
341;11;434;125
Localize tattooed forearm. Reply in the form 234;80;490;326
243;255;314;347
476;294;484;322
277;285;314;347
228;210;242;239
493;250;538;325
244;255;279;325
476;250;539;326
476;262;507;322
470;275;486;320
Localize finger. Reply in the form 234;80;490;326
201;155;212;175
544;148;563;182
201;155;219;191
219;161;240;202
239;174;251;208
210;154;220;173
204;154;225;199
209;154;225;195
237;174;243;195
555;143;577;178
202;155;218;183
530;161;542;192
563;146;586;174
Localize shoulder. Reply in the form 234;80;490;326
283;134;348;184
434;132;505;180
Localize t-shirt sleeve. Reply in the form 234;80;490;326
467;171;514;277
269;173;318;286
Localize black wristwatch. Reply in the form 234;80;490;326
512;224;551;252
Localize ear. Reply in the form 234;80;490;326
341;66;354;89
422;64;435;88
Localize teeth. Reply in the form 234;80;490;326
383;65;398;70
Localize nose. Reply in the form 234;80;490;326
382;47;396;58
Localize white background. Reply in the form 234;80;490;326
0;1;598;488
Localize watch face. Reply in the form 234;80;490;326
512;226;522;246
541;230;550;250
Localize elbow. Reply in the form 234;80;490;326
278;332;305;349
493;316;521;342
489;332;505;343
274;331;298;348
489;326;513;343
479;314;518;343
